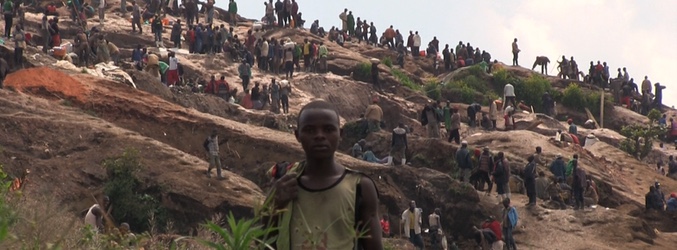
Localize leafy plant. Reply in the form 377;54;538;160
492;69;510;87
352;62;372;81
382;57;393;68
443;80;476;104
0;164;16;243
467;65;485;78
198;212;277;250
391;68;420;91
513;74;552;112
619;123;667;159
103;149;167;232
424;80;441;100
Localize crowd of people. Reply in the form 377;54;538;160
3;1;676;250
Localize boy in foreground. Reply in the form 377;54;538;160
268;100;383;250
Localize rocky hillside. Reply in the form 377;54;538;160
1;1;677;249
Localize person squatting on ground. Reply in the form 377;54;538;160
264;100;383;250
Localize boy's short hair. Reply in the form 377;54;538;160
297;100;340;126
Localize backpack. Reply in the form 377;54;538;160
508;207;519;228
419;108;429;126
270;161;294;180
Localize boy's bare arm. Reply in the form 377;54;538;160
358;176;383;249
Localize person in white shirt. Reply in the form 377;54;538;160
84;196;110;233
401;200;424;249
167;52;180;86
503;83;516;108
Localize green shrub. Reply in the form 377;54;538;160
353;62;372;80
382;57;393;68
443;81;476;104
561;83;610;114
0;164;17;243
619;124;667;159
462;75;490;94
492;69;510;87
647;109;662;123
513;75;552;112
103;149;167;233
392;68;421;91
467;65;485;78
424;81;441;100
562;83;587;112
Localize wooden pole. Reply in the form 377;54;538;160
600;90;605;129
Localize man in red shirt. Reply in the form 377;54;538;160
482;216;504;249
481;216;502;241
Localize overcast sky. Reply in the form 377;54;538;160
217;0;677;107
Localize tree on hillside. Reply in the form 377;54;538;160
619;109;666;160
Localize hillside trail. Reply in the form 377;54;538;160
476;191;677;250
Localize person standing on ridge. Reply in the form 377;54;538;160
339;8;348;32
265;100;383;250
413;31;421;58
347;11;355;36
511;38;520;66
228;0;238;26
204;129;227;179
3;0;14;38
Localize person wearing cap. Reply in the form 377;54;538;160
456;141;472;183
364;98;383;133
666;193;677;212
567;119;578;135
655;182;667;207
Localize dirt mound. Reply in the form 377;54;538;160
4;67;90;102
0;89;264;233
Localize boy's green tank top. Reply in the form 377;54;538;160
274;162;364;250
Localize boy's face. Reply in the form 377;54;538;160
296;109;341;159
